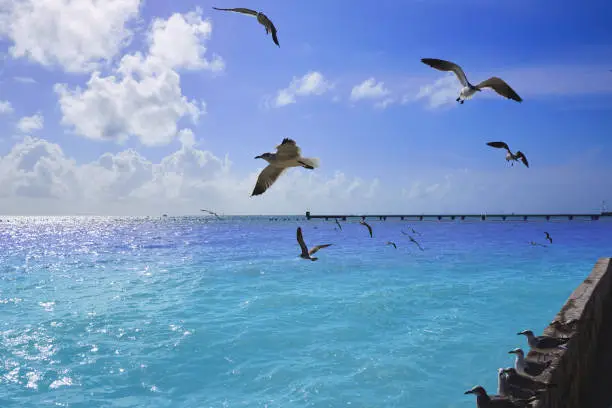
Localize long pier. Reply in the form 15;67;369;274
305;211;612;222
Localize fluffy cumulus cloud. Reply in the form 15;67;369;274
274;71;333;107
54;8;223;146
0;0;142;73
0;100;13;114
349;78;394;108
0;137;609;216
16;113;44;133
415;74;462;108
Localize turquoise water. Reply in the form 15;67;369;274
0;216;610;407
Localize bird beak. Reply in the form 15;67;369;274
517;331;525;335
254;155;262;159
508;350;516;354
464;390;474;395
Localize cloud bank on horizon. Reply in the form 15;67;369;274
0;0;610;215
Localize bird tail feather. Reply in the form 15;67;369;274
299;157;320;169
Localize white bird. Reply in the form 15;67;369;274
508;348;550;378
296;227;332;261
486;142;529;168
212;7;279;47
251;138;319;196
517;330;570;353
421;58;522;104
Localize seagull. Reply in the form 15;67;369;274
335;219;342;231
386;241;397;249
201;209;222;219
508;348;551;378
212;7;279;47
486;142;529;168
296;227;332;261
465;385;537;408
497;368;550;400
403;226;421;236
420;58;522;104
404;234;424;251
544;232;552;244
251;138;319;196
517;330;570;353
360;220;373;238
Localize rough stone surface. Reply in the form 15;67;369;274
504;258;612;408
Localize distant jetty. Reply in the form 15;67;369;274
305;211;612;222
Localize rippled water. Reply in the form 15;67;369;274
0;216;610;407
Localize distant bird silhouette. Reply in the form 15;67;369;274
335;219;342;231
529;241;547;248
201;209;222;219
404;234;424;251
386;241;397;249
487;141;529;168
296;227;331;261
508;348;551;377
465;385;536;408
544;232;552;244
518;330;570;353
212;7;279;47
251;138;319;196
420;58;522;104
360;220;373;238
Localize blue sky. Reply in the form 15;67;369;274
0;0;611;215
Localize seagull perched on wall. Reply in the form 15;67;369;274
251;138;319;196
497;368;550;401
544;232;553;244
486;142;529;168
212;7;280;47
508;348;551;378
296;227;331;261
360;220;373;238
517;330;570;353
420;58;522;104
465;385;537;408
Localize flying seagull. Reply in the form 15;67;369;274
360;220;373;238
403;234;424;251
251;138;319;196
544;232;552;244
420;58;522;104
212;7;279;47
201;209;222;219
296;227;332;261
465;385;537;408
335;219;342;231
386;241;397;249
517;330;570;353
486;142;529;168
508;348;551;378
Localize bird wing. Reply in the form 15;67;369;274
296;227;310;256
545;232;552;243
212;7;258;16
420;58;469;86
475;77;523;102
410;237;424;251
309;244;332;256
515;151;529;167
486;141;510;151
524;360;548;376
361;221;373;237
387;242;397;249
275;138;300;160
536;335;569;348
251;165;286;196
269;21;280;47
335;219;342;230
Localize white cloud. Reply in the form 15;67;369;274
415;74;461;109
16;113;44;133
274;71;333;107
54;8;222;147
0;136;609;216
13;76;36;84
350;78;390;102
0;0;142;73
0;100;13;114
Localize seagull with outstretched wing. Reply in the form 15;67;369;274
296;227;332;261
487;141;529;168
213;7;280;47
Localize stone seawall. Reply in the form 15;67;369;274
509;257;612;408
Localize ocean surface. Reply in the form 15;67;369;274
1;216;611;408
